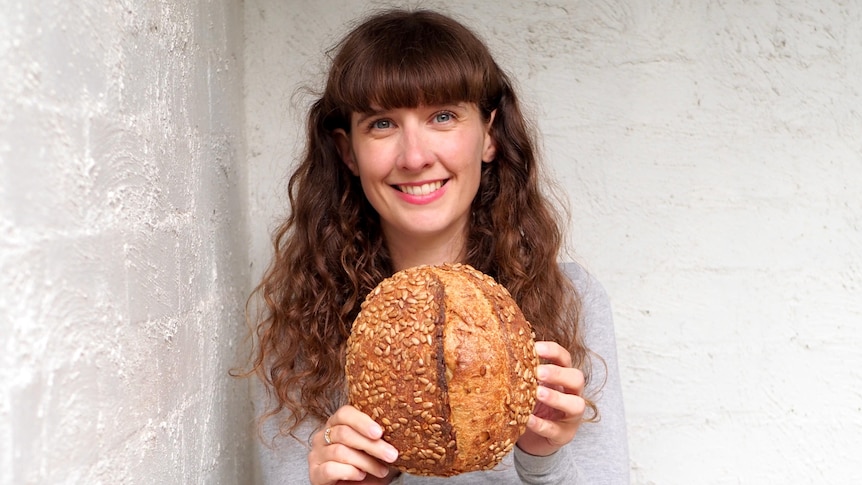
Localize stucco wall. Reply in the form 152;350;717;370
3;0;860;483
245;1;862;483
0;1;253;483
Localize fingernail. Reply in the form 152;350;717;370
384;446;399;462
536;366;548;380
537;387;548;399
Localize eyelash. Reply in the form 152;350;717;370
433;111;455;123
366;110;457;131
369;119;391;130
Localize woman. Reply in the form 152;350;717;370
250;8;629;484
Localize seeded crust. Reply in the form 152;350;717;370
345;263;539;477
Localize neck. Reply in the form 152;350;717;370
384;226;468;272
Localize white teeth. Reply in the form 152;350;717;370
400;181;443;196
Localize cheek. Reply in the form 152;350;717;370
358;178;378;203
353;141;397;174
445;133;487;171
352;151;385;180
356;161;392;185
353;154;398;206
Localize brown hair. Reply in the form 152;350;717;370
250;9;596;437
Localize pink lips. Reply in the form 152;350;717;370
394;180;447;205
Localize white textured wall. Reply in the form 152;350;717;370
246;1;862;483
0;1;253;483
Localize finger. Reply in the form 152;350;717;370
311;459;367;483
535;341;573;368
309;426;393;482
526;412;577;448
324;442;391;479
536;364;585;395
334;472;394;485
536;384;586;421
327;405;386;440
321;424;398;465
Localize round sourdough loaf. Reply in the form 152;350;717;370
345;263;539;476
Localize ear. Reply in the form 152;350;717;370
482;109;497;163
333;128;358;175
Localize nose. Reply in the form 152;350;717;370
397;124;433;171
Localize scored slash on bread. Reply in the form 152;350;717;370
345;263;539;477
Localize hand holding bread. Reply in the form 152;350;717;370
345;264;540;477
516;340;588;457
307;405;399;484
311;263;587;481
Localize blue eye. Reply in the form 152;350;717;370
435;112;453;123
371;119;391;129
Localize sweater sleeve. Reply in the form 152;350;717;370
512;447;583;483
560;262;630;485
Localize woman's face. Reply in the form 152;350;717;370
335;102;496;259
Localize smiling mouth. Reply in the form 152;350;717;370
395;180;445;196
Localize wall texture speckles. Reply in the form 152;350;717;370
0;1;253;483
2;0;861;483
245;1;862;484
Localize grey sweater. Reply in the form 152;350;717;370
254;263;630;484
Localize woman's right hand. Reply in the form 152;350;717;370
307;405;400;484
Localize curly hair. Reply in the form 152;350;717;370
250;9;596;438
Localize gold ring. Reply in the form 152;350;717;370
323;427;332;445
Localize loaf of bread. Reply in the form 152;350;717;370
345;263;538;476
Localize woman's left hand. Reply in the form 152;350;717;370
516;340;587;457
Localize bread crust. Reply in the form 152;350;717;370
345;263;538;476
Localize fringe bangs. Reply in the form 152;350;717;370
326;10;498;123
